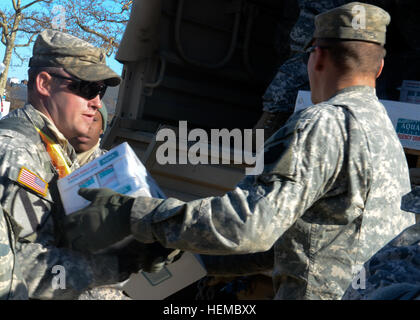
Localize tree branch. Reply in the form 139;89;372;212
0;20;7;33
1;33;7;46
74;17;119;48
0;20;9;43
16;27;42;33
0;10;8;23
21;15;50;27
21;0;52;11
0;9;11;36
12;0;19;12
120;1;133;13
14;31;38;47
12;47;25;64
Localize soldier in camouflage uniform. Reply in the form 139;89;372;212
257;0;420;139
255;0;350;139
0;29;167;300
0;205;27;299
342;187;420;300
63;3;415;300
68;103;132;300
69;103;108;166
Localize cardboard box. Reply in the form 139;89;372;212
58;142;207;298
57;142;166;215
295;90;420;151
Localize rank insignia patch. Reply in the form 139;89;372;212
17;167;48;197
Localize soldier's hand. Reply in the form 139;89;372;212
114;240;184;281
142;247;184;274
63;188;135;253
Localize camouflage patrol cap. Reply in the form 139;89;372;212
304;2;390;50
401;187;420;214
29;29;121;86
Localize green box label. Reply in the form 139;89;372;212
396;119;420;136
98;167;114;179
99;151;119;166
116;184;132;195
79;177;95;188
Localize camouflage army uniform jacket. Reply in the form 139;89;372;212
0;104;121;299
129;86;415;300
342;187;420;300
0;197;27;299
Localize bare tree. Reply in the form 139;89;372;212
0;0;132;95
0;0;53;95
59;0;132;56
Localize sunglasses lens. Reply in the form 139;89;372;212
70;81;107;100
67;81;80;95
82;82;96;100
87;83;107;100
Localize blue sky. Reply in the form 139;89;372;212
0;0;124;81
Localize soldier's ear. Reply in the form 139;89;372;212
376;59;384;79
313;46;327;72
35;71;54;97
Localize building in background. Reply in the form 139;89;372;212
7;77;20;86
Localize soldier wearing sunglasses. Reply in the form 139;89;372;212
0;30;170;300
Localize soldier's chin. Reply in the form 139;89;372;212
73;122;92;137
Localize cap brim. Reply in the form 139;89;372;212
65;64;121;86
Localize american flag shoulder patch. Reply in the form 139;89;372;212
17;167;48;197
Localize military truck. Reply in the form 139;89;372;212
101;0;299;299
102;0;298;200
102;0;420;299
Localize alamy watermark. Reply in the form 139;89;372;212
351;265;366;290
51;265;66;290
52;5;66;30
351;4;366;30
155;121;265;175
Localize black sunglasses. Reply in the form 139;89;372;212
302;45;330;64
48;73;107;100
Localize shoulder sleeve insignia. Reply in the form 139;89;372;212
17;167;48;197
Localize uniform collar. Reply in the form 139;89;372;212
76;140;101;166
329;85;376;101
